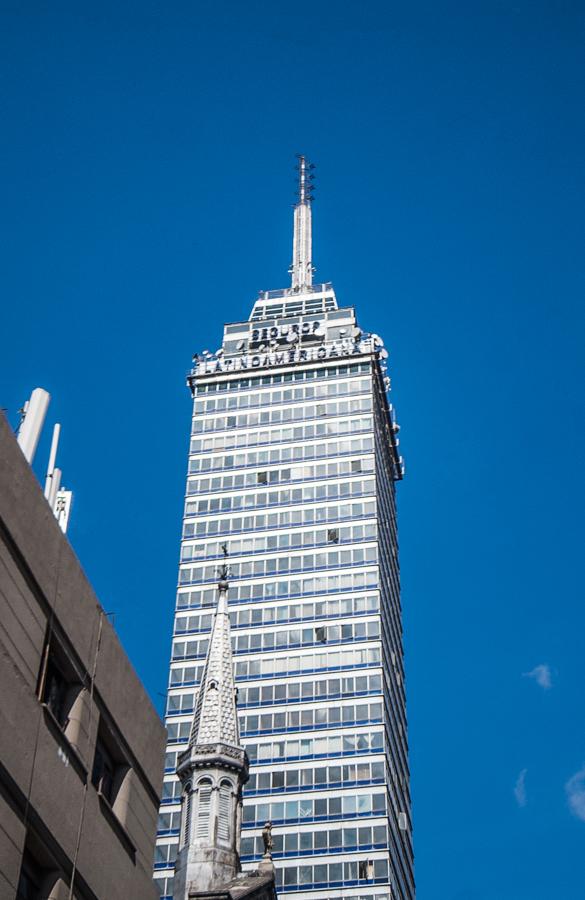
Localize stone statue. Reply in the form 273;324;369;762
261;821;273;856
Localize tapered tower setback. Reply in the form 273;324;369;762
154;158;414;900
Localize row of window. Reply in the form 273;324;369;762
170;620;381;664
161;759;385;807
241;822;387;858
235;644;381;681
186;458;374;495
177;567;379;606
174;593;379;634
194;362;370;392
189;415;373;455
236;672;382;709
164;728;384;770
174;616;380;651
237;701;383;737
247;760;385;795
275;858;389;891
182;500;376;540
170;668;381;707
179;546;378;586
185;478;375;516
245;729;384;765
181;523;377;561
194;377;371;414
242;791;386;827
187;436;375;473
191;397;373;433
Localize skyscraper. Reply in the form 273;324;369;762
154;157;414;900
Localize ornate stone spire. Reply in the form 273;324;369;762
173;553;249;898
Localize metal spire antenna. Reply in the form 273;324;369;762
290;154;315;292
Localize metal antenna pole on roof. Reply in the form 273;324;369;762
290;155;315;292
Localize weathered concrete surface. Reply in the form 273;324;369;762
0;412;166;900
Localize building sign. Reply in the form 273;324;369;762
250;320;324;346
197;338;370;375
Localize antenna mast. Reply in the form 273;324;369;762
290;155;315;292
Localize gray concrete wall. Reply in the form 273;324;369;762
0;412;166;900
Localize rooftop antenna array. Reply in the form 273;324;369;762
16;387;73;534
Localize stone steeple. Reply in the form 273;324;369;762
173;560;249;898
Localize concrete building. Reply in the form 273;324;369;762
155;157;414;900
0;411;166;900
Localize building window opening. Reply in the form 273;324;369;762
37;636;81;733
17;841;58;900
358;859;374;880
218;781;232;842
196;779;212;839
17;853;44;900
92;738;115;804
41;658;68;727
91;719;129;815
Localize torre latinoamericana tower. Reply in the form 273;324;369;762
154;157;414;900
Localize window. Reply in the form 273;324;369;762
358;859;374;880
178;787;190;847
91;719;130;819
37;636;82;734
257;471;268;485
217;781;232;842
92;737;115;804
17;841;59;900
17;851;45;900
197;779;212;839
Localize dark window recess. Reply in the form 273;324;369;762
227;416;237;428
351;460;362;473
358;860;374;880
327;528;339;543
42;659;68;727
37;637;81;731
315;627;327;644
91;719;130;816
257;472;268;485
92;738;115;804
17;842;57;900
16;854;44;900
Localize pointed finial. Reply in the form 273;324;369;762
218;542;230;586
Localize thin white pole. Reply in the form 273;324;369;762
44;423;61;499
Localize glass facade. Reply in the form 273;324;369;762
154;286;414;900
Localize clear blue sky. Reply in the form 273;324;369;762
1;2;584;897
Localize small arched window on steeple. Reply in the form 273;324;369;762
218;780;232;843
181;782;192;848
196;778;212;840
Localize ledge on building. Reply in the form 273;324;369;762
97;790;137;862
41;703;88;784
